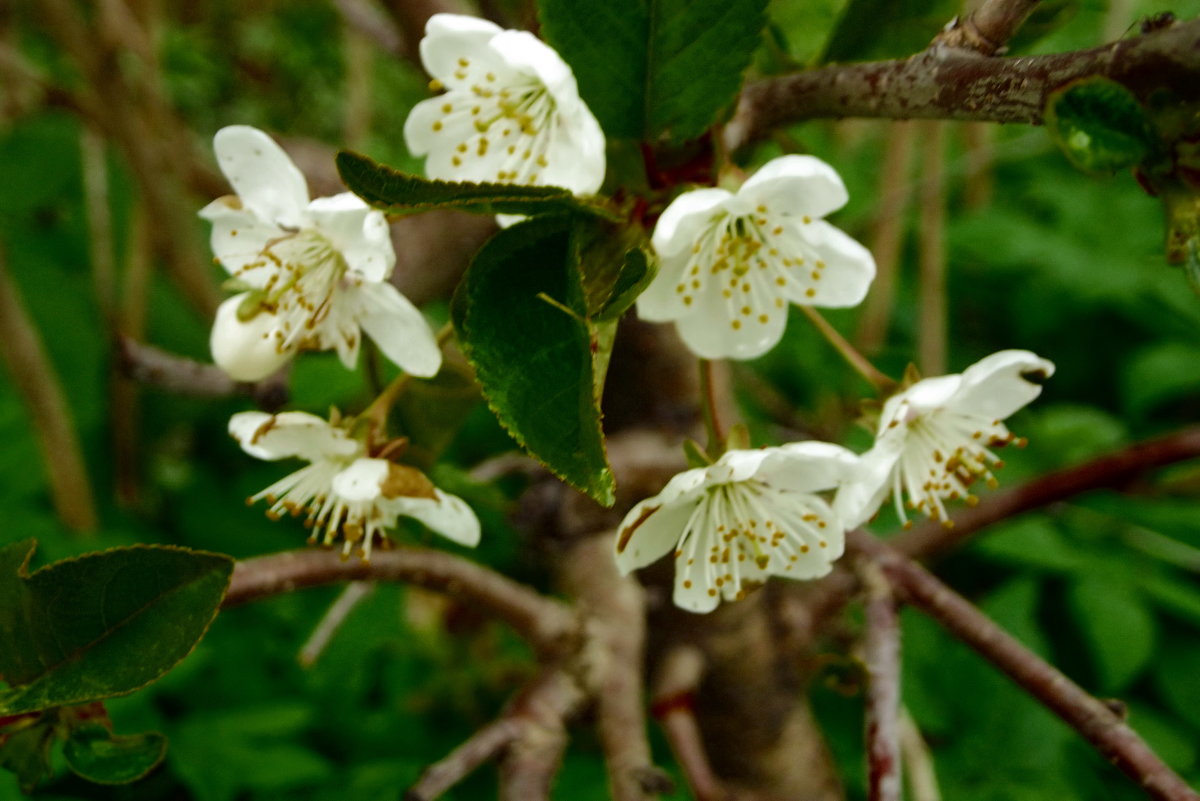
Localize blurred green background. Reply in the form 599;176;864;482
2;0;1200;798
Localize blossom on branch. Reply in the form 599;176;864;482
403;14;605;195
230;411;480;560
837;350;1056;529
202;125;441;381
638;155;876;360
614;442;861;613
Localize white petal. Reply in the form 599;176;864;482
540;106;607;195
834;442;901;529
403;96;449;159
712;449;774;483
953;350;1056;420
210;294;294;382
395;490;481;547
348;282;442;377
307;194;396;282
651;189;730;259
738;155;849;220
419;14;503;86
787;222;876;308
212;126;309;228
635;251;689;322
882;374;963;423
674;276;785;360
197;198;282;282
614;497;700;574
229;410;357;462
673;567;721;614
490;31;573;98
764;442;862;492
331;458;389;502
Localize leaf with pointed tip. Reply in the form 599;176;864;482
336;151;614;218
452;215;615;505
0;541;233;715
63;724;167;785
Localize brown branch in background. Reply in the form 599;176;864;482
116;337;289;410
849;530;1200;801
498;670;586;801
860;562;902;801
936;0;1043;55
113;201;154;505
558;534;673;801
724;19;1200;150
379;0;471;64
224;548;579;656
651;646;727;801
341;16;373;149
297;581;374;668
407;718;523;801
0;248;98;534
962;123;995;210
892;425;1200;560
856;121;916;354
334;0;405;56
899;710;942;801
917;121;947;377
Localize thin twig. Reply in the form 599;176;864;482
936;0;1043;54
224;548;579;657
801;306;897;394
917;121;947;377
849;529;1200;801
725;19;1200;150
651;646;727;801
406;718;523;801
861;562;902;801
892;425;1200;560
116;337;289;410
0;247;97;534
498;670;585;801
298;581;374;668
899;709;942;801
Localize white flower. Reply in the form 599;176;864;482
614;442;860;613
638;155;876;360
403;14;605;195
201;125;442;381
229;411;480;559
837;350;1055;529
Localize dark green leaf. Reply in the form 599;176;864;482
820;0;957;63
1154;640;1200;721
1044;77;1157;174
539;0;769;141
335;151;613;218
63;724;166;784
1122;341;1200;418
0;720;55;792
0;541;233;714
1067;576;1156;692
453;216;614;505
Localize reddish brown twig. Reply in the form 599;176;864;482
860;562;902;801
849;530;1200;801
224;548;578;657
407;718;523;801
936;0;1043;55
651;646;728;801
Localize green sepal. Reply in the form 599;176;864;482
0;540;233;715
683;439;714;469
1044;77;1158;174
335;151;617;219
63;724;167;785
452;215;615;505
724;423;751;452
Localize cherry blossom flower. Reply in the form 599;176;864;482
201;125;441;381
230;411;480;559
614;442;860;613
403;14;605;195
836;350;1055;529
638;155;876;360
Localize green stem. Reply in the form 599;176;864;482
361;322;455;431
698;359;726;458
800;306;897;395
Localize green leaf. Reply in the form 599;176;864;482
820;0;958;63
63;724;166;784
335;151;613;218
1044;77;1157;174
0;541;233;715
1154;639;1200;722
1067;575;1157;692
539;0;769;141
0;720;56;792
1122;341;1200;418
452;216;614;505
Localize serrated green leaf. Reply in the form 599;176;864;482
63;724;166;785
1067;576;1157;692
336;151;612;218
0;541;233;715
1044;77;1157;174
539;0;768;141
453;216;614;505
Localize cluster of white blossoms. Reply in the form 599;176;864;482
638;155;877;360
202;125;442;382
229;412;480;560
617;350;1054;613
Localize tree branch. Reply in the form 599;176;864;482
407;718;523;801
892;425;1200;559
223;548;579;657
116;337;289;411
849;530;1200;801
937;0;1043;55
498;670;584;801
726;18;1200;150
651;646;728;801
860;562;902;801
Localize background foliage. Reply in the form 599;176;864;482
2;0;1200;798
